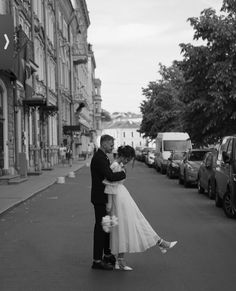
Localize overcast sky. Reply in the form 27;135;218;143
86;0;223;114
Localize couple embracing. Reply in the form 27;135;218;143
90;135;177;271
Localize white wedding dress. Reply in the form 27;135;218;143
104;161;160;254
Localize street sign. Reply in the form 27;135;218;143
0;15;14;70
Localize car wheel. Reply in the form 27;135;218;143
215;183;222;207
160;165;165;175
184;173;189;188
223;190;236;218
169;168;173;179
207;180;215;200
197;178;204;194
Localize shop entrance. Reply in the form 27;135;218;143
0;88;4;170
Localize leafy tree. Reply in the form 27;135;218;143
179;0;236;145
139;62;185;139
101;109;112;122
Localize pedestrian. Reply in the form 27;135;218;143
59;144;66;166
103;145;177;271
66;146;72;167
90;134;126;270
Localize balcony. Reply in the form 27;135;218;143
72;43;88;65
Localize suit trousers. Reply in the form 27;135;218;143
93;204;111;261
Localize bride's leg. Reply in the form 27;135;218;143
115;253;133;271
158;238;178;254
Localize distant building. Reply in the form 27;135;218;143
101;117;148;150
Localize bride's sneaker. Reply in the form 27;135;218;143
158;239;177;254
115;259;133;271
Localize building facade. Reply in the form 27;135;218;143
101;118;148;150
0;0;101;177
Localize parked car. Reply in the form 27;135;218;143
197;151;217;199
214;136;236;218
179;149;211;187
135;147;143;161
145;149;156;167
140;147;151;162
166;151;185;179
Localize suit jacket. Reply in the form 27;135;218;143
90;149;126;205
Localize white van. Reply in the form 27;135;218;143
155;132;192;174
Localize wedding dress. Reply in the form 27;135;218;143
104;161;160;254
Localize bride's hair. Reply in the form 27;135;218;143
117;145;135;159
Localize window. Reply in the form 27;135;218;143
131;132;133;137
123;132;125;138
217;137;229;162
226;139;233;158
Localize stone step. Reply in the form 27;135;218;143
0;175;20;185
27;171;43;176
8;177;28;185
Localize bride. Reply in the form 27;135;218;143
103;145;177;271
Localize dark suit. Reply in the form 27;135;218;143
90;149;126;260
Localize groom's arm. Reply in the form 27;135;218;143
97;156;126;182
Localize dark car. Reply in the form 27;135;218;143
135;147;143;161
214;136;236;218
140;147;151;162
166;151;184;179
197;151;217;199
179;149;211;187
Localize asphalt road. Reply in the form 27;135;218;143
0;161;235;291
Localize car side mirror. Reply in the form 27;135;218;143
222;151;230;163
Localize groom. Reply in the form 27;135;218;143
90;135;126;270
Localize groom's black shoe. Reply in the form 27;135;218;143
103;254;116;266
91;261;113;270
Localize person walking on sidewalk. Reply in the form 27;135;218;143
90;135;126;270
66;146;72;167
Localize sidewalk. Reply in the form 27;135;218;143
0;158;90;215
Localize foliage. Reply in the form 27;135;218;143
139;62;185;140
101;109;112;122
179;1;236;145
140;0;236;146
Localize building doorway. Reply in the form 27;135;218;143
0;87;4;170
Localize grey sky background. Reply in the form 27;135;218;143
86;0;222;114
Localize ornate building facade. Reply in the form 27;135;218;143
0;0;101;177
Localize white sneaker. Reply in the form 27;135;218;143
158;239;178;254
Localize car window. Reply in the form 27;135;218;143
172;152;184;160
189;151;208;161
226;139;233;157
205;152;213;167
217;137;229;162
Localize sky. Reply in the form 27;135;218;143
86;0;223;114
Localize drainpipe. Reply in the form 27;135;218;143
30;0;40;171
68;23;74;155
43;0;50;167
9;0;19;171
55;0;62;146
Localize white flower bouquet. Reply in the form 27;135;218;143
101;215;119;233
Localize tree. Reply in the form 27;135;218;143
179;1;236;145
139;62;185;139
101;109;112;122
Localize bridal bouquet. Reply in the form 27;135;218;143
101;215;118;233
